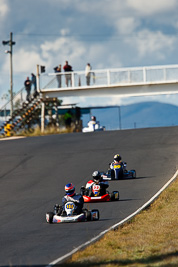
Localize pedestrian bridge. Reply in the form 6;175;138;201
1;64;178;119
40;64;178;98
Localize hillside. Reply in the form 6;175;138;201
1;101;178;131
82;101;178;130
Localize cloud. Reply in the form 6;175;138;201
0;0;8;19
127;0;177;15
125;29;176;59
115;17;140;34
1;0;178;107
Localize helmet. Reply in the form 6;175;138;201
92;171;101;183
114;154;122;162
65;183;75;196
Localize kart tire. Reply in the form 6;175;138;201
84;209;91;221
80;187;85;196
46;212;54;224
91;209;100;221
110;191;119;201
131;170;136;178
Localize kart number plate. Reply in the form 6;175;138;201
66;203;74;209
93;185;100;190
114;164;121;169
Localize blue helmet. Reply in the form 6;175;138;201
65;183;75;196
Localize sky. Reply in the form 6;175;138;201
1;0;178;108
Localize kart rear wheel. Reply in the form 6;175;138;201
91;209;100;221
131;170;136;178
110;191;119;201
80;186;85;196
46;212;54;224
83;209;91;221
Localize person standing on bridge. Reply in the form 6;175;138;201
54;64;62;88
31;73;39;98
24;76;31;102
85;63;92;85
63;61;73;87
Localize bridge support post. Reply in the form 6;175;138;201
41;102;45;133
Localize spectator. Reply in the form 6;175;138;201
24;77;31;102
85;63;92;85
63;61;72;87
64;110;72;128
54;65;62;88
31;73;38;97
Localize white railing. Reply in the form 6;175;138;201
0;87;26;120
40;64;178;90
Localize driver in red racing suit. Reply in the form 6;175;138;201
86;171;109;197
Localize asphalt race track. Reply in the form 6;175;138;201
0;126;178;266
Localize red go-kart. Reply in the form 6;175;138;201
80;180;119;203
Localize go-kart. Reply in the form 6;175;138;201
46;201;99;223
80;181;119;203
82;121;105;133
101;162;136;180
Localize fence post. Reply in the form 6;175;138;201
72;72;75;87
107;70;110;85
41;101;45;133
143;67;146;83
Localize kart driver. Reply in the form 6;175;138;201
88;171;109;196
55;183;84;215
109;154;125;179
87;116;97;131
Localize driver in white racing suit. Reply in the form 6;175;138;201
87;116;97;131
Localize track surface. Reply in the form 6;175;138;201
0;127;178;266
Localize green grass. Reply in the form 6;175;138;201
63;177;178;267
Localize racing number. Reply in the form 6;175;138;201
114;164;121;169
66;203;74;209
93;185;100;190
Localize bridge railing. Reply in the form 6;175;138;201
40;64;178;91
1;64;178;119
0;87;26;120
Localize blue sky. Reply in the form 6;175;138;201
1;0;178;108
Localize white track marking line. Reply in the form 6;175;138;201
0;136;26;141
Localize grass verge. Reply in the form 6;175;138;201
0;126;73;138
63;177;178;267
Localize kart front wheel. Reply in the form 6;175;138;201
46;212;54;224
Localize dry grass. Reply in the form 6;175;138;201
15;126;73;137
0;125;75;139
63;177;178;267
